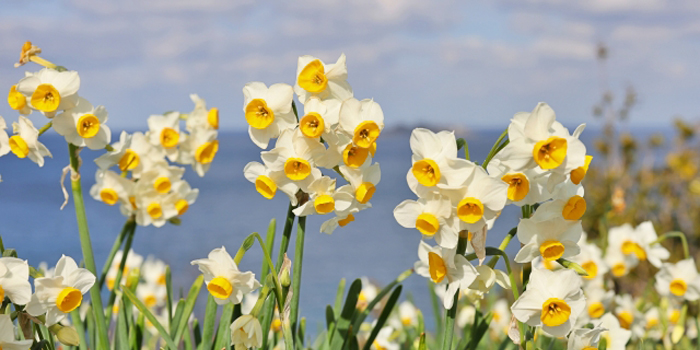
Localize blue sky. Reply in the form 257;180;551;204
1;0;698;131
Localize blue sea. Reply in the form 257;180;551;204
0;126;668;336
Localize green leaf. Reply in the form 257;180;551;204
122;288;178;349
261;218;277;281
350;269;413;334
213;303;234;350
419;332;426;350
166;265;174;322
329;279;362;349
199;295;218;350
334;278;346;315
170;299;185;337
361;285;402;350
115;298;129;350
173;275;204;344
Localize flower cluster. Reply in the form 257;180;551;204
90;94;217;227
243;54;382;234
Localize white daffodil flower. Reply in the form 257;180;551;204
323;133;378;170
141;256;167;287
320;207;364;235
567;326;606;350
147;111;182;161
370;326;399;350
16;68;80;117
405;128;472;197
397;301;418;328
488;299;512;338
294;53;353;103
243;82;296;149
570;155;593;185
510;268;586;337
169;180;199;217
339;160;381;205
9;116;52;166
468;265;511;297
89;170;133;207
298;96;341;142
598;313;632;350
96;131;163;178
26;255;95;326
243;161;302;205
655;258;700;301
614;294;643;336
443;164;508;233
53;97;111;149
338;98;384;150
178;128;218;177
604;244;638;278
191;246;261;305
643;307;662;340
186;94;218;132
134;162;185;196
457;304;477;329
7;85;32;115
514;217;583;263
582;286;614;321
357;277;379;311
632;221;670;268
135;190;178;227
261;128;325;185
0;314;33;350
569;233;608;281
293;176;354;217
531;182;586;222
498;103;586;177
230;314;263;350
0;257;32;305
414;241;478;309
137;282;167;309
0;116;10;158
394;193;457;248
487;158;553;206
111;249;144;276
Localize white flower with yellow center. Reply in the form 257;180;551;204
414;241;478;309
443;164;508;233
510;268;586;337
569;234;608;281
147;111;182;161
137;282;167;309
186;94;219;132
111;249;144;276
320;207;364;235
608;222;669;267
394;193;457;248
53;97;111;149
338;98;384;150
405;128;472;197
487;299;511;337
498;103;585;176
243;161;306;206
643;307;662;340
531;182;586;222
604;245;637;278
397;301;418;327
370;326;399;350
655;258;700;301
9;116;52;166
191;246;261;305
16;68;80;117
298;96;341;142
135;191;178;227
0;314;33;350
631;221;670;268
243;82;296;149
582;285;614;321
294;53;353;103
261;128;325;184
96;131;163;178
0;257;32;305
230;314;263;350
598;313;632;350
339;160;381;205
134;162;185;196
570;155;593;185
142;256;167;286
487;158;553;206
292;176;354;217
0;116;11;157
514;217;582;263
614;294;643;335
26;255;95;326
178;128;219;177
567;326;606;350
7;84;31;115
89;170;133;207
169;180;199;217
467;265;511;297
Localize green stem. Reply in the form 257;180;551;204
486;227;517;268
67;143;110;349
481;128;508;169
105;219;137;324
98;218;134;289
441;235;469;350
38;121;52;136
71;310;88;350
275;202;297;272
290;215;306;342
653;231;690;259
